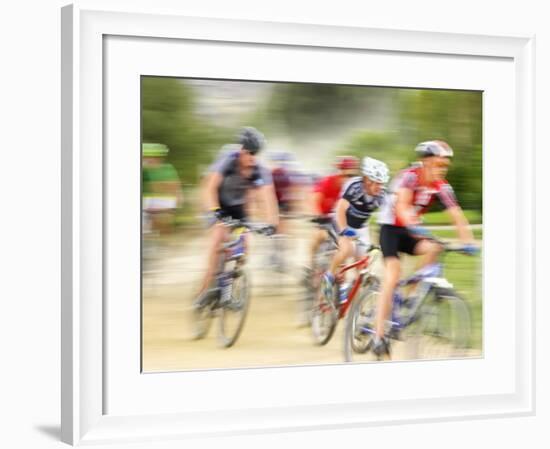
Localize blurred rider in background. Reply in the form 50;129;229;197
374;140;478;358
142;143;183;235
307;156;360;274
269;151;295;271
194;127;279;305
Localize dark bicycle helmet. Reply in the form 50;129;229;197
238;127;266;154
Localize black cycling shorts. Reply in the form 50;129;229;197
379;225;420;259
219;204;247;221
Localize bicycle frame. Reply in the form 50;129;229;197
359;243;464;337
334;250;377;319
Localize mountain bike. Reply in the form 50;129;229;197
344;239;475;362
191;219;272;348
311;236;382;346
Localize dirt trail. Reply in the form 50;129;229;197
142;220;480;372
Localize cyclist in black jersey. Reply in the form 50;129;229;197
195;127;279;303
322;157;389;297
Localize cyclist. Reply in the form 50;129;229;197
271;151;295;218
322;157;389;299
195;127;278;305
142;143;184;235
307;156;360;271
374;140;478;358
269;151;296;271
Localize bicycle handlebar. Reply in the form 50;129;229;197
220;218;274;235
309;215;333;226
427;236;479;256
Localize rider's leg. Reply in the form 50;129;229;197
322;235;354;298
272;217;287;270
321;235;353;300
414;239;443;263
403;239;443;296
310;228;328;268
376;235;442;335
328;236;354;275
375;257;401;338
198;223;228;294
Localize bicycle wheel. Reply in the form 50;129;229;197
310;276;338;346
298;272;315;328
404;288;471;360
299;241;335;328
343;279;379;362
190;289;215;340
218;270;250;348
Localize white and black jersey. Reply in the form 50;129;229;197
340;176;385;229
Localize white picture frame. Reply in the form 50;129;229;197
61;2;535;446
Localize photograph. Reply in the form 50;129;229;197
140;76;483;372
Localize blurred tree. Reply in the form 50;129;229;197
398;89;482;211
339;131;409;174
339;89;482;211
266;83;384;136
141;77;230;184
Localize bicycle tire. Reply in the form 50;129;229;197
190;290;215;340
404;288;471;360
343;279;379;362
300;240;335;329
310;277;338;346
218;270;250;348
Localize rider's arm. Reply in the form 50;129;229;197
335;198;350;233
395;187;419;227
446;206;474;244
437;183;474;244
203;171;223;211
258;184;279;227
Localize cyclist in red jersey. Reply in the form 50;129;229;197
373;140;478;358
308;156;359;269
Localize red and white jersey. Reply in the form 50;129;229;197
378;164;458;227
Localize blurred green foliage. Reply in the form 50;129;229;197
399;89;482;211
141;77;230;184
142;78;482;212
339;89;483;211
268;84;359;131
264;83;389;138
421;209;482;225
340;131;409;174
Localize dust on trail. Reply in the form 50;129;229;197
142;220;480;372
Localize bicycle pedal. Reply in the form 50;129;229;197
372;338;391;359
388;328;403;341
193;289;215;309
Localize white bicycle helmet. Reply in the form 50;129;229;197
414;140;454;158
362;157;389;184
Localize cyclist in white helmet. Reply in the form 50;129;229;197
322;157;389;298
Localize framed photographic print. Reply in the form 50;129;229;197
140;77;483;373
61;2;535;445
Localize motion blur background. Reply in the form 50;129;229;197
141;77;482;372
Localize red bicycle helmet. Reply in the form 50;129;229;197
335;155;360;170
